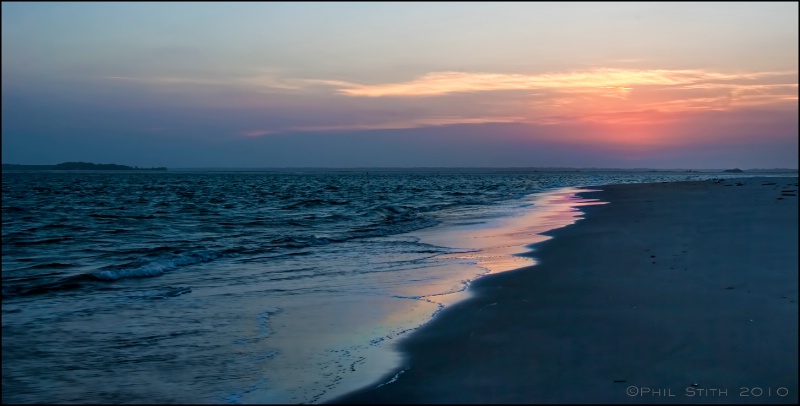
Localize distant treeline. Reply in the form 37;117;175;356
2;162;167;171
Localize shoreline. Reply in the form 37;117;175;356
329;176;798;404
311;187;605;404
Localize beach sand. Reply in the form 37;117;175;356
330;177;798;404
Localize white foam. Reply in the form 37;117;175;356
91;251;218;281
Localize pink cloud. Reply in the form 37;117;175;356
242;129;275;137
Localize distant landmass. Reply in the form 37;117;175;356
3;163;796;173
2;162;167;171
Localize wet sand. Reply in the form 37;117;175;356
330;177;798;404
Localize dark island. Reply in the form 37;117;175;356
2;162;167;171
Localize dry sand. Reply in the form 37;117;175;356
330;177;798;404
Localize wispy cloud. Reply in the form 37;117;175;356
332;69;796;97
241;116;525;137
104;68;796;100
104;74;323;92
105;67;797;133
242;129;276;137
104;76;224;86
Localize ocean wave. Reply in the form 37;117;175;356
368;204;412;217
2;251;219;298
271;235;337;249
91;251;219;281
2;275;87;298
349;216;440;239
6;237;72;246
23;262;76;270
282;199;350;210
27;223;90;231
2;206;29;213
88;212;121;218
151;286;193;299
267;212;440;249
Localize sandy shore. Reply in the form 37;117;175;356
330;177;798;404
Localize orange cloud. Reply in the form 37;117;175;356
327;69;796;131
333;69;795;97
105;67;797;140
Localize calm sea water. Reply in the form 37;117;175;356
1;169;777;403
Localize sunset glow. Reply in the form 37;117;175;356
3;2;797;168
102;68;797;133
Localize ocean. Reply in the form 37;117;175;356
1;169;780;403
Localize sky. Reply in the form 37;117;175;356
2;2;798;169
